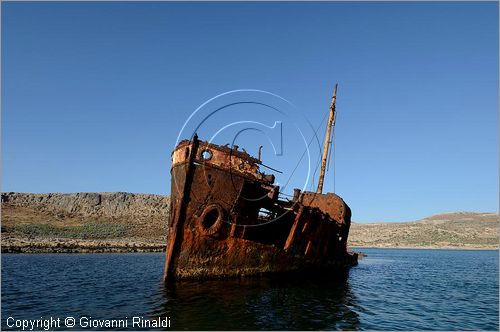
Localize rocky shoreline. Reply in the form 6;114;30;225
1;236;166;254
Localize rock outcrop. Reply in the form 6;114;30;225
1;192;170;220
1;192;170;253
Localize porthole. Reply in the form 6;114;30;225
201;149;212;161
197;204;225;237
202;208;219;229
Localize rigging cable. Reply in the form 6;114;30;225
332;107;337;193
281;108;330;193
333;132;336;193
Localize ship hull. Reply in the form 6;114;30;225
164;138;357;282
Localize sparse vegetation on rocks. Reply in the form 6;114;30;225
1;192;169;253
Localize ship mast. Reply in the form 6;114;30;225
316;84;338;194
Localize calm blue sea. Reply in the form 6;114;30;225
2;249;498;330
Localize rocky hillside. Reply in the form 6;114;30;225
349;212;499;249
1;192;169;253
1;193;498;252
2;192;169;219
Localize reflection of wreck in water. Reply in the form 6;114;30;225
164;84;358;281
153;275;361;330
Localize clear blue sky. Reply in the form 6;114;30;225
2;2;498;222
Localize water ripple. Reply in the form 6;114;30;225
2;249;498;330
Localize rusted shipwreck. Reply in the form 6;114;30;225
164;85;358;282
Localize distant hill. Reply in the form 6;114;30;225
1;193;498;252
349;212;499;249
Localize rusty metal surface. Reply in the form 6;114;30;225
164;136;357;282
